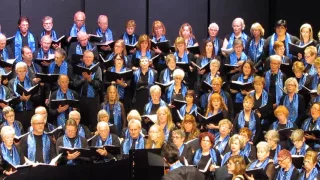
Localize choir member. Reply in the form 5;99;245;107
68;110;91;139
181;114;200;142
226;155;246;180
292;61;312;106
193;132;221;179
159;54;177;84
0;126;25;177
250;76;273;130
144;85;166;115
179;90;200;117
96;15;113;43
264;130;282;164
179;23;199;47
121;119;145;155
67;11;86;42
245;141;276;180
19;114;56;164
171;129;193;165
67;31;98;64
131;56;157;114
121;20;138;54
145;124;165;149
230;60;255;114
264;19;299;58
298;151;320;180
21;46;42;83
165;68;187;104
56;119;89;165
220;134;246;166
245;23;265;73
101;85;126;136
301;102;320;151
95;109;117;135
73;50;102;129
207;22;222;56
279;78;306;126
197;41;220;78
0;34;14;61
310;84;320;105
205;93;229;134
224;39;247;75
106;39;131;68
8;62;39;131
90;121;120;162
162;143;205;180
121;109;147;139
40;16;59;41
213;119;231;156
239;127;257;162
151;20;168;71
222;17;249;51
49;75;78;127
296;23;318;60
274;150;300;180
263;41;291;72
270;106;295;130
131;34;155;68
33;35;55;68
156;106;176;142
0;106;23;137
34;106;57;142
264;55;286;108
310;57;320;90
0;74;12;122
11;16;37;62
289;129;312;155
233;95;261;143
303;46;317;76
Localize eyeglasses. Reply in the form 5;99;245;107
172;136;181;139
33;122;45;126
278;157;288;164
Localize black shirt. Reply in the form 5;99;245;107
150;103;160;114
198;154;211;170
269;74;277;104
34;135;44;162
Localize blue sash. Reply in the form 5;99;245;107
273;144;281;164
269;33;291;58
63;135;82;165
313;96;320;103
104;101;122;135
123;32;137;45
144;99;166;115
227;32;248;49
1;143;20;166
135;50;152;60
1;48;9;60
238;111;256;140
193;148;218;165
248;158;270;170
152;35;166;42
229;52;247;65
13;76;33;111
56;88;74;127
70;23;86;37
221;151;244;166
133;68;155;89
297;74;307;90
283;94;299;123
276;164;295;180
95;134;113;146
311;74;320;90
208;37;219;56
41;30;57;40
77;125;86;138
3;121;21;136
265;70;284;105
186;38;194;47
162;68;172;84
248;38;264;62
302;117;320;131
250;90;268;107
166;83;187;103
179;104;198;117
75;42;92;55
79;62;96;98
271;120;294;130
308;65;316;76
122;135;145;154
49;60;68;75
107;52;130;67
110;66;127;99
178;144;184;156
174;52;189;63
14;30;36;62
27;133;51;164
299;167;318;180
96;28;113;42
243;143;252;157
214;134;230;154
170;161;183;171
290;143;308;155
235;74;254;103
36;48;54;59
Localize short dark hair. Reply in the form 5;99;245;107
240;60;255;77
161;143;179;164
275;19;287;28
21;46;31;55
18;16;30;25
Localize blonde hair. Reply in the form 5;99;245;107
315;57;320;67
97;109;109;122
152;20;166;36
300;23;313;41
174;36;186;52
156;106;175;131
165;54;176;64
145;124;165;149
304;46;317;56
127;110;141;122
229;134;245;149
250;22;264;36
136;34;151;50
284;78;299;93
126;20;136;28
290;129;304;141
304;151;318;165
178;23;195;39
253;76;265;86
218;119;232;129
265;130;280;143
292;61;305;73
105;85;120;102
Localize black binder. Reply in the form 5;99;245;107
187;46;200;54
35;73;59;83
105;70;133;82
197;113;224;125
176;62;190;72
230;81;254;91
16;84;39;96
50;99;79;109
74;62;100;74
245;168;269;180
151;40;170;53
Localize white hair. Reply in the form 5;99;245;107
69;110;81;119
256;141;270;152
173;68;185;78
97;121;110;131
270;55;281;63
150;85;161;94
15;62;27;71
1;126;15;138
232;17;245;30
128;119;141;129
208;22;219;31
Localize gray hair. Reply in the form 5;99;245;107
128;119;141;129
150;85;161;94
97;121;110;131
2;106;14;116
69;110;81;119
232;17;245;30
270;55;281;63
15;62;27;71
173;68;185;79
256;141;270;152
210;59;221;68
1;126;15;138
284;77;299;93
30;114;44;124
208;22;219;31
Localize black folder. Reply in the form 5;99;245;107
230;81;254;91
69;36;78;43
50;99;79;109
245;168;269;180
125;42;138;52
291;155;304;169
155;81;174;93
224;64;239;71
280;63;294;77
35;73;59;83
191;61;210;72
44;126;63;135
95;41;115;50
1;71;13;83
289;41;316;56
105;70;133;82
89;35;103;43
99;54;114;69
176;62;190;72
52;35;66;44
34;58;54;64
6;36;15;45
201;81;212;93
3;159;32;171
16;84;39;96
74;62;100;74
58;146;94;158
14;132;30;142
197;113;224;125
278;128;294;139
0;97;20;107
151;40;170;53
90;145;121;156
187;46;200;54
171;99;187;110
304;130;320;138
0;59;16;68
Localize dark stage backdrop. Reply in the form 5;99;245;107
0;0;319;45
